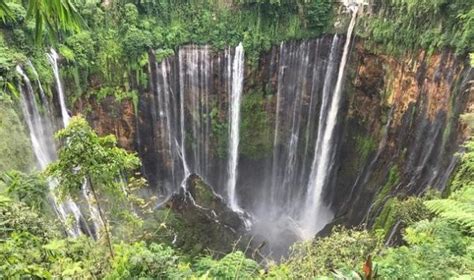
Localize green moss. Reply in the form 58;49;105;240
239;91;273;160
355;135;376;162
372;166;400;232
380;166;399;197
373;197;396;234
210;106;228;159
193;179;215;206
0;101;33;173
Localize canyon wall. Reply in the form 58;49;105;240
78;37;473;232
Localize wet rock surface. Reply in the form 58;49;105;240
161;174;249;256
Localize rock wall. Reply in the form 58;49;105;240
78;37;473;230
332;42;473;226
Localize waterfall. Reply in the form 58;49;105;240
46;49;103;238
227;43;244;212
145;43;249;213
270;41;316;210
47;49;70;127
27;60;48;109
302;7;359;238
16;65;83;237
16;66;55;170
178;48;191;182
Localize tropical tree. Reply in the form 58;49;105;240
46;116;140;258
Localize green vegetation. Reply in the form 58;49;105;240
0;0;333;105
0;100;33;173
210;104;229;159
46;116;140;257
1;170;48;211
269;228;379;278
362;0;474;56
240;91;273;160
0;1;473;279
355;134;376;162
0;101;473;279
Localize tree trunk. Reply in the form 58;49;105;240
88;179;114;259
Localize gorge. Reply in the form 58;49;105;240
0;0;473;278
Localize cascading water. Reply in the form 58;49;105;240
142;29;356;251
47;49;70;127
46;49;102;237
301;6;359;238
26;60;48;109
226;43;244;212
145;43;246;201
16;65;83;237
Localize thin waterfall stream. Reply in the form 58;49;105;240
301;6;359;238
227;43;244;212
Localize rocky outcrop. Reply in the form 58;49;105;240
169;174;247;232
163;174;249;256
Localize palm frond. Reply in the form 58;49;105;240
0;0;13;23
26;0;85;43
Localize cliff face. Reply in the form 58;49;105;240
78;38;473;230
75;97;136;151
333;43;473;226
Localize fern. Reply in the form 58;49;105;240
424;140;474;234
425;197;474;234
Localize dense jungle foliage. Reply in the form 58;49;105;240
0;0;332;101
361;0;474;56
0;114;473;278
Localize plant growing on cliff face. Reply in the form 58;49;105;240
46;116;140;258
0;101;33;173
363;0;474;56
239;91;273;160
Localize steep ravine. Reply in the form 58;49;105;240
75;37;473;248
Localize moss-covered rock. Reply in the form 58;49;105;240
152;174;249;257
